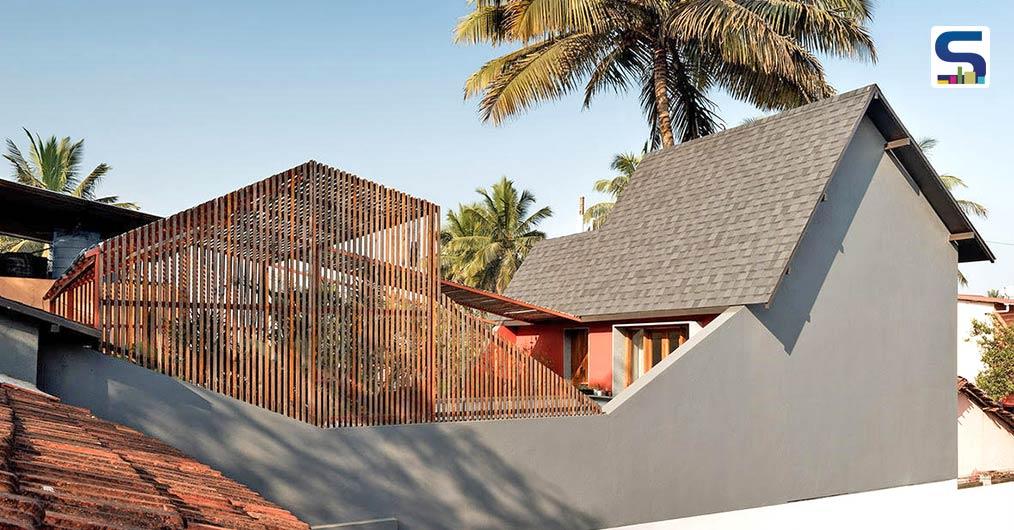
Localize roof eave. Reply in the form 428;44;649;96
865;88;994;263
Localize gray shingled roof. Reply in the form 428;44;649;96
505;85;989;318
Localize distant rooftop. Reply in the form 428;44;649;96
0;179;159;242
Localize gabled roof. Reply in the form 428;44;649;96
0;383;309;529
505;85;993;318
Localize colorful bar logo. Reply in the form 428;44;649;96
936;66;986;85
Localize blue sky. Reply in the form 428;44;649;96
1;1;1011;293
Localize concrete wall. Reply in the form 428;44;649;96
0;313;39;384
37;119;957;529
957;392;1014;477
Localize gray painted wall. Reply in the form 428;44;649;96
37;119;957;529
0;313;39;384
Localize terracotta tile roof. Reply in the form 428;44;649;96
0;383;309;529
958;377;1014;432
957;294;1014;306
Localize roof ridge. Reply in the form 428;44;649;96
641;85;878;165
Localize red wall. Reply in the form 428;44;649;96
500;314;717;394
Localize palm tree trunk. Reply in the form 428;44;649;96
652;45;676;148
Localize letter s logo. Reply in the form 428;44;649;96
936;31;986;78
931;26;990;88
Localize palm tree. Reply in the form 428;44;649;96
2;128;138;252
441;177;553;292
919;137;986;286
441;202;484;281
584;152;642;229
456;0;875;148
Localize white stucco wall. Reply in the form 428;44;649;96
957;392;1014;477
956;300;994;381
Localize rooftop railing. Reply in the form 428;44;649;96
46;162;599;427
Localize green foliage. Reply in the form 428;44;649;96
441;177;552;293
456;0;876;148
970;315;1014;401
584;151;641;229
2;128;139;252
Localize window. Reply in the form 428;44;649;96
622;325;688;385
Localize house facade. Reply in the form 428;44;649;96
491;85;992;400
958;377;1014;481
0;84;995;529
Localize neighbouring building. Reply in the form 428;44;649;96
0;84;996;529
958;377;1014;482
0;180;158;309
954;295;1014;484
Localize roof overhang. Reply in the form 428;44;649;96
440;280;580;323
0;295;99;340
866;90;994;263
0;179;160;241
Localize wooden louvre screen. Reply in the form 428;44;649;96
46;161;599;427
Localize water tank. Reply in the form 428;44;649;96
52;230;101;277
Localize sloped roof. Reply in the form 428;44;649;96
958;377;1014;432
0;383;308;529
958;294;1014;306
505;85;992;318
0;179;160;242
440;280;580;323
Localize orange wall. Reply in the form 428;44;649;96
501;314;718;394
0;277;55;310
500;324;565;375
587;324;613;392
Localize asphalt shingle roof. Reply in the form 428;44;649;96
505;86;877;317
0;383;309;529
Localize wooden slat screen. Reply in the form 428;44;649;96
47;161;599;427
435;294;600;420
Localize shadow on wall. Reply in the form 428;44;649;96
39;342;600;529
751;120;883;354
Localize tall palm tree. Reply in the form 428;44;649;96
584;152;642;229
919;137;986;286
441;177;553;292
456;0;875;148
2;128;138;252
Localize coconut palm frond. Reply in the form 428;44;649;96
73;163;112;200
459;0;875;147
958;199;988;218
441;177;552;292
4;130;139;212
